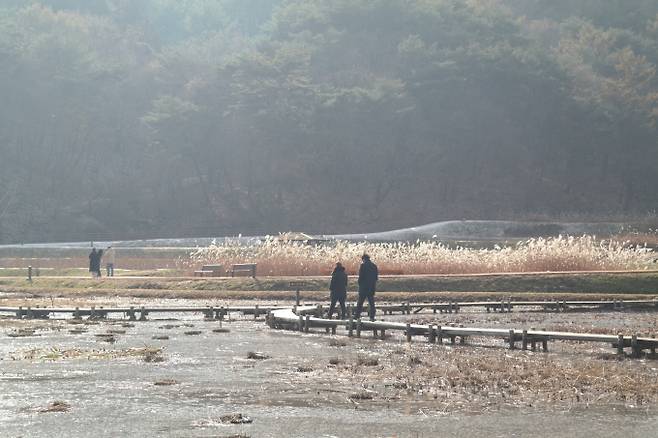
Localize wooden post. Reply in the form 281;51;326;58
428;325;435;343
507;297;512;312
437;326;443;344
27;266;32;282
406;302;411;315
380;328;385;340
617;334;624;356
128;306;135;321
295;289;300;306
522;330;528;351
16;306;22;319
298;315;304;332
508;329;515;349
356;319;362;338
138;306;146;321
348;307;354;337
542;339;548;352
90;306;96;320
304;315;310;333
331;325;336;335
406;323;412;342
26;307;33;319
254;304;259;320
631;334;640;358
530;327;536;351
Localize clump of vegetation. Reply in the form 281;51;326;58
329;339;347;347
212;327;230;333
10;346;166;362
184;330;202;336
143;348;166;363
39;401;70;413
191;236;656;276
7;328;38;337
329;357;344;366
356;356;379;366
154;379;178;386
246;351;269;360
349;391;374;400
152;335;169;340
220;413;252;424
95;334;116;343
296;365;313;373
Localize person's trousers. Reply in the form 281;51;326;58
106;263;114;277
328;292;346;319
355;293;376;321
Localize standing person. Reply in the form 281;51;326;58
95;248;104;278
89;248;97;278
328;262;347;319
105;245;116;277
355;254;378;321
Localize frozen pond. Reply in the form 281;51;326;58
1;311;658;437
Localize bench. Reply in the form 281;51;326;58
230;263;257;278
194;264;224;277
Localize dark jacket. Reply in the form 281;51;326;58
358;259;378;295
89;249;103;272
329;266;348;296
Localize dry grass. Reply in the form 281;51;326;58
336;344;658;410
612;230;658;247
8;346;164;362
191;236;656;276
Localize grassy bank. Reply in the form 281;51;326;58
0;271;657;301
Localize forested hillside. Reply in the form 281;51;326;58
1;0;657;243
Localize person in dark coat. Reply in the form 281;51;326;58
328;262;347;319
355;254;378;321
89;248;97;277
89;248;103;278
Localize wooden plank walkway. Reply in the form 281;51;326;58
2;297;655;322
375;298;658;314
267;307;658;359
0;305;284;321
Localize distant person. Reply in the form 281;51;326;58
105;245;116;277
96;248;103;277
89;248;98;278
355;254;378;321
89;248;97;277
89;247;103;278
328;262;347;319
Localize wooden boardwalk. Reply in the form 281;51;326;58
376;298;658;314
1;297;656;321
267;307;658;359
3;299;658;358
0;305;283;321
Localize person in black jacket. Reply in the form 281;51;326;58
89;248;97;277
355;254;378;321
328;262;347;319
88;248;103;278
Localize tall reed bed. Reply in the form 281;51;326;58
189;235;656;276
